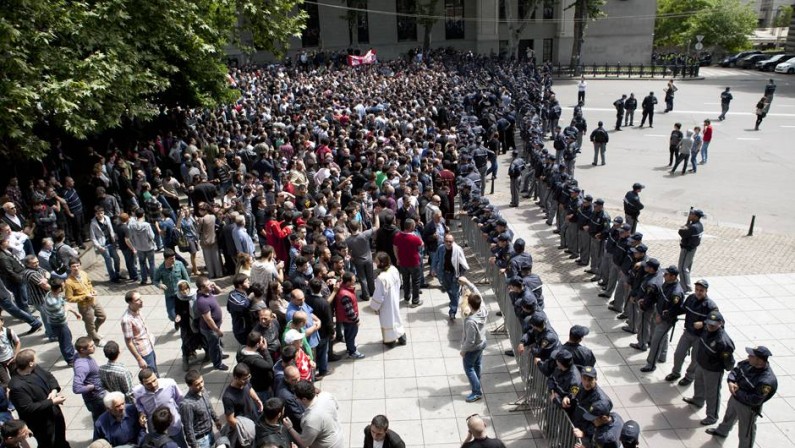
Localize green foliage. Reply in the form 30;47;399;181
774;5;793;28
655;0;756;52
0;0;306;160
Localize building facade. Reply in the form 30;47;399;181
239;0;656;65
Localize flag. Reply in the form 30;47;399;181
347;49;378;67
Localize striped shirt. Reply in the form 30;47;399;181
121;309;155;357
99;361;135;403
43;292;68;325
23;267;49;306
179;391;219;447
62;188;83;214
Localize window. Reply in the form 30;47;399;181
499;0;506;22
445;0;465;40
543;0;554;20
396;0;417;42
354;0;370;44
543;38;553;62
519;1;535;19
302;2;320;47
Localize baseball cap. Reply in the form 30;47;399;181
645;258;660;270
613;216;624;224
594;198;605;206
630;232;643;241
620;420;641;443
704;311;724;326
745;346;772;360
620;223;632;231
555;350;574;365
497;233;511;242
631;244;648;253
583;400;612;421
690;208;706;218
665;265;679;275
514;238;526;249
284;329;304;344
694;279;710;289
581;365;598;379
570;325;590;339
632;183;645;190
496;218;507;226
529;313;546;327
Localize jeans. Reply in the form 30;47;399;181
593;143;606;164
196;432;215;448
342;322;359;355
201;328;223;367
400;265;422;304
463;349;484;396
165;294;177;322
8;282;30;313
441;271;461;316
141;351;158;376
121;248;139;280
701;141;710;163
33;303;54;338
316;337;330;374
137;250;156;283
625;109;635;126
690;150;699;172
49;322;76;364
0;296;39;327
352;260;374;300
99;244;121;281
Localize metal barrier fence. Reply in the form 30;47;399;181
461;216;579;448
552;63;701;78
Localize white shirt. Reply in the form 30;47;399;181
578;80;587;92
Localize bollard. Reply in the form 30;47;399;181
747;215;756;236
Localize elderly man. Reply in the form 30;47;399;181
286;289;321;356
93;391;146;446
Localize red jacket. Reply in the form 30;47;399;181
335;285;359;324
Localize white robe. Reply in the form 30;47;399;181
370;265;405;343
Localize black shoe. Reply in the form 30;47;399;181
222;353;230;359
615;312;627;319
569;254;579;259
557;245;566;249
496;311;503;317
629;342;647;351
640;365;656;372
410;300;423;308
553;230;560;234
591;163;597;166
576;261;588;266
328;354;343;362
665;373;681;382
26;323;43;335
215;364;229;371
706;428;727;437
584;269;596;274
622;326;636;334
589;276;600;282
683;397;704;409
397;335;407;346
678;377;694;386
598;293;610;298
700;417;717;425
597;281;606;286
607;306;621;313
504;349;515;357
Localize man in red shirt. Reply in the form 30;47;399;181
333;272;364;359
393;218;424;307
700;119;712;165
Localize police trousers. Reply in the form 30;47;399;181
692;366;725;420
672;331;700;380
678;247;698;292
589;239;603;272
566;222;579;253
635;309;654;348
646;319;672;367
613;272;629;311
578;229;590;261
715;396;759;448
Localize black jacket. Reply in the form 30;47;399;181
363;425;406;448
306;293;334;340
9;366;68;448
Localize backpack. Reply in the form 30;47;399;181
140;433;174;448
473;150;488;168
50;243;67;276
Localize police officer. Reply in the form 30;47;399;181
707;346;778;447
563;136;578;176
518;313;559;363
571;366;612;444
547;350;582;418
678;209;704;292
620;420;641;448
576;400;624;448
597;216;623;286
489;233;513;270
471;142;493;196
630;258;663;351
573;114;588;150
586;199;610;279
640;265;684;372
589;122;609;166
506;239;532;281
718;87;733;121
613;94;626;131
508;150;526;207
613;241;646;318
562;187;582;254
575;195;594;266
666;279;719;386
624;93;638;127
563;325;596;369
553;126;567;162
683;310;735;426
623;183;645;234
639;91;657;128
620;244;650;329
600;223;631;299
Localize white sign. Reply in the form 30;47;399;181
695;43;704;50
696;35;704;42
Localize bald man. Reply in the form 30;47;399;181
462;415;507;448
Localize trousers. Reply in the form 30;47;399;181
692;366;725;420
671;331;700;380
714;396;759;447
577;229;590;261
593;143;606;164
678;247;697;292
78;300;106;344
635;309;654;348
646;319;672;367
589;239;603;272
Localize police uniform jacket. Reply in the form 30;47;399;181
591;413;625;448
521;273;545;309
573;386;613;438
558;341;597;369
657;281;685;323
637;271;664;312
530;327;560;361
567;198;583;222
696;327;735;372
548;365;583;402
507;251;533;280
675;295;719;336
679;221;704;250
728;360;778;409
612;237;630;267
577;204;594;230
605;227;622;256
588;210;611;238
623;191;643;218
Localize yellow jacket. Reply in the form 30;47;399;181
64;270;96;304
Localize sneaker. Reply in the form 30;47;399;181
215;364;229;371
665;373;681;382
465;393;483;403
410;300;423;308
348;352;366;359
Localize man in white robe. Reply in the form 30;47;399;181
370;252;406;346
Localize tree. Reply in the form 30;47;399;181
341;0;367;47
504;0;543;60
774;5;793;28
417;0;441;55
655;0;756;52
567;0;607;69
0;0;306;160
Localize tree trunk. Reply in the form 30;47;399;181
570;0;587;69
423;24;432;54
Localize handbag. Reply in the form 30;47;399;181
175;228;190;252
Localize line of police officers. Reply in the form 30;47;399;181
457;121;778;447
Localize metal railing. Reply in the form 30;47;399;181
461;215;578;448
551;63;701;78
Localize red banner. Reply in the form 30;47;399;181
347;50;377;67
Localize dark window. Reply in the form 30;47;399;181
499;0;506;21
543;38;553;62
397;0;417;42
519;1;534;19
543;0;554;20
302;2;320;47
445;0;465;40
356;1;370;44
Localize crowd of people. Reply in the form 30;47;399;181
0;47;779;448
